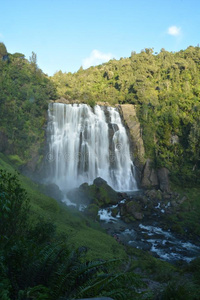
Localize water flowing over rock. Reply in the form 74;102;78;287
46;103;137;192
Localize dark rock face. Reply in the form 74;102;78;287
119;104;145;170
141;159;171;192
93;177;107;187
157;168;170;192
141;159;159;189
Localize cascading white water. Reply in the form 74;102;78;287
46;103;137;191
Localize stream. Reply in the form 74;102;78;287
98;205;200;263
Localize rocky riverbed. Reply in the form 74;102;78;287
47;177;200;264
98;200;200;263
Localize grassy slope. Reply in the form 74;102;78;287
0;153;126;261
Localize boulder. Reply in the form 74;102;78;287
44;183;63;201
133;212;143;220
93;177;107;187
144;189;162;201
120;200;143;222
67;177;120;207
93;177;119;205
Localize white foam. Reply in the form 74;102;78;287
98;209;117;222
139;224;172;238
62;196;77;207
155;203;161;209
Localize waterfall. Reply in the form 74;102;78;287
46;103;137;192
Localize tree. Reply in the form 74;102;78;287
0;170;29;245
29;51;37;65
0;42;7;58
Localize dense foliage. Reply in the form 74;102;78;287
51;46;200;186
0;43;57;166
0;170;143;300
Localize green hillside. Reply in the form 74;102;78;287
0;152;126;261
0;43;57;168
1;154;149;299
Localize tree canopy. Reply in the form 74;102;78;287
51;46;200;186
0;47;57;166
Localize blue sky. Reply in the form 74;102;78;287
0;0;199;75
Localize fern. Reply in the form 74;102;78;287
74;271;144;300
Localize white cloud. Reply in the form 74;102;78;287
167;26;181;36
0;32;4;39
82;49;113;69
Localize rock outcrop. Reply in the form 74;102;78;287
141;160;171;192
116;104;172;191
141;159;159;188
119;104;145;180
157;168;170;192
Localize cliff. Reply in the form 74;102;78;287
120;104;145;170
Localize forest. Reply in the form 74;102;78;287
51;46;200;187
1;43;200;186
1;42;200;299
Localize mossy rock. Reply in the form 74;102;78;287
126;200;142;215
111;207;119;217
120;200;143;221
93;177;119;205
84;203;100;221
127;215;136;222
67;177;120;207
